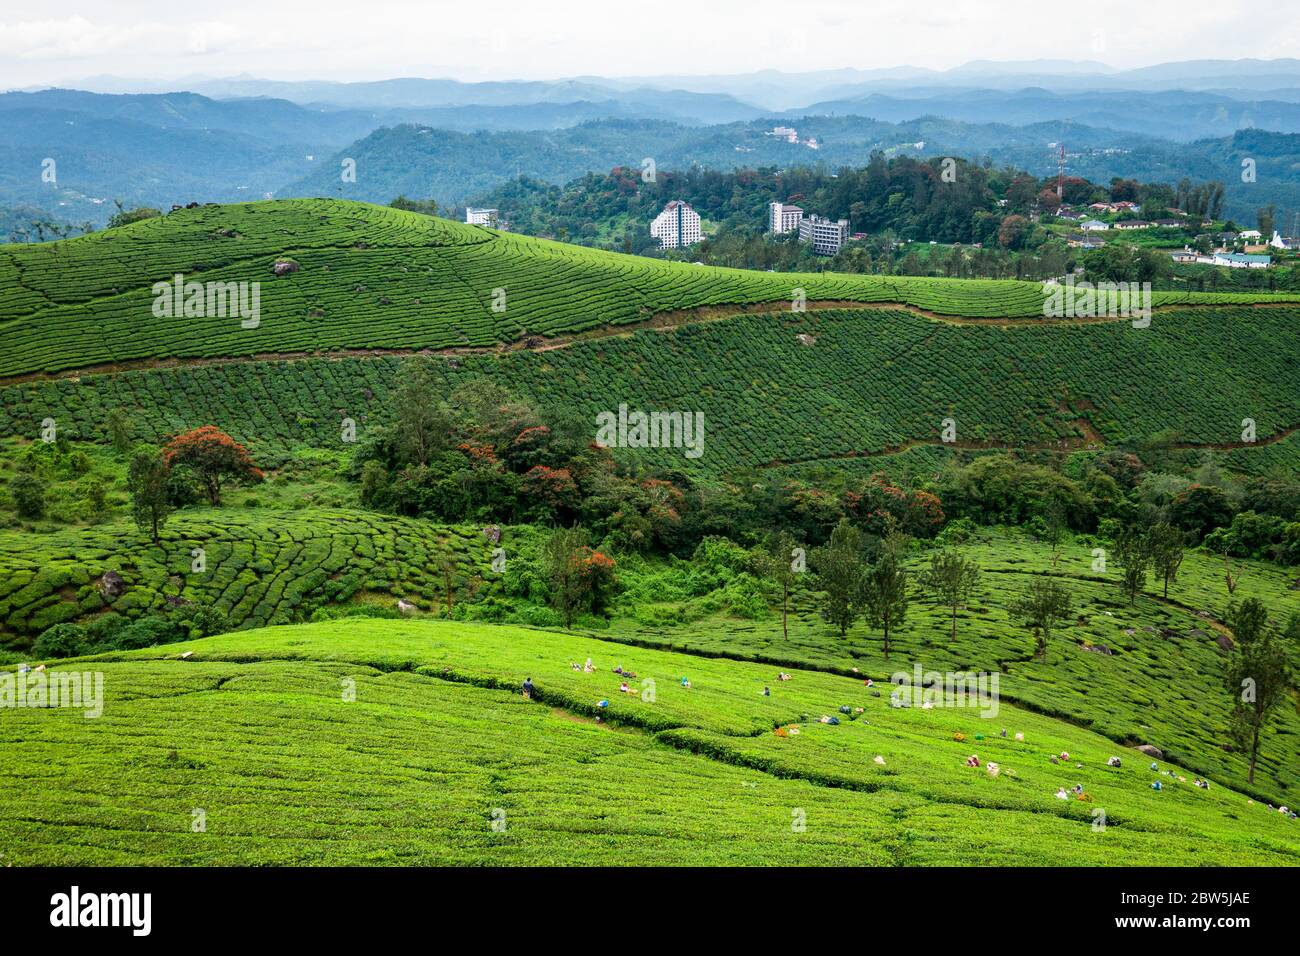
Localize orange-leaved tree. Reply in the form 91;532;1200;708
163;426;263;505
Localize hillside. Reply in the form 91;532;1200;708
5;505;1296;803
6;306;1300;480
2;619;1296;866
4;198;1298;381
3;197;1299;867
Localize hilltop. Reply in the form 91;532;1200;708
5;198;1299;381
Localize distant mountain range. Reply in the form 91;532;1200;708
54;58;1300;109
7;59;1300;236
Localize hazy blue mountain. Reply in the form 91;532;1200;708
0;108;311;223
277;115;1160;207
795;88;1300;140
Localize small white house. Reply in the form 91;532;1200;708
1212;252;1270;269
1080;219;1110;231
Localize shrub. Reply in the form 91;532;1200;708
110;617;184;651
10;473;47;519
33;622;88;659
508;604;563;628
172;603;230;640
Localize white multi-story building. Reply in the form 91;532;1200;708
798;214;850;256
769;201;804;235
650;200;703;249
466;207;499;226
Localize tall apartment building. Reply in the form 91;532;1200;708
650;200;703;249
798;214;850;256
465;207;498;226
769;201;804;234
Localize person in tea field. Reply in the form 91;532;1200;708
522;677;534;700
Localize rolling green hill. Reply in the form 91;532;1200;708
2;619;1296;866
2;198;1298;866
7;306;1300;478
4;199;1299;380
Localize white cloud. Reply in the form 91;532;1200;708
0;0;1292;88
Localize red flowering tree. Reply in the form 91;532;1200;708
542;526;619;626
163;426;263;505
521;465;579;516
904;489;945;538
844;474;945;538
574;547;618;616
507;425;554;469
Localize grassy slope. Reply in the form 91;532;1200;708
1;443;1296;804
3;198;1299;379
1;619;1296;866
6;307;1300;478
602;527;1300;804
0;508;509;640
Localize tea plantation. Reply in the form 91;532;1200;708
2;199;1298;867
0;509;507;641
5;306;1299;478
3;199;1298;379
1;620;1296;866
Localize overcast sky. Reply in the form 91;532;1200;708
0;0;1296;88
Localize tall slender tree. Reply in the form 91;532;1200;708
920;549;981;642
862;532;910;658
128;448;172;543
1011;577;1072;662
1224;600;1291;784
1148;522;1186;599
812;519;866;638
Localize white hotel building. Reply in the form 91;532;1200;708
769;201;804;234
798;214;850;256
465;207;499;226
650;200;703;249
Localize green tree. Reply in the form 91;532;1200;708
10;472;46;520
811;519;866;638
757;531;802;642
390;196;440;217
919;548;981;642
1043;498;1067;568
861;532;910;658
106;204;161;229
1224;600;1292;784
1011;578;1072;661
1113;523;1151;605
1148;521;1186;599
128;448;172;543
107;407;132;456
392;359;452;468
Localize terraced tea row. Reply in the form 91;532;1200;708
0;509;500;641
6;306;1298;477
602;528;1300;803
4;199;1299;379
3;620;1294;865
